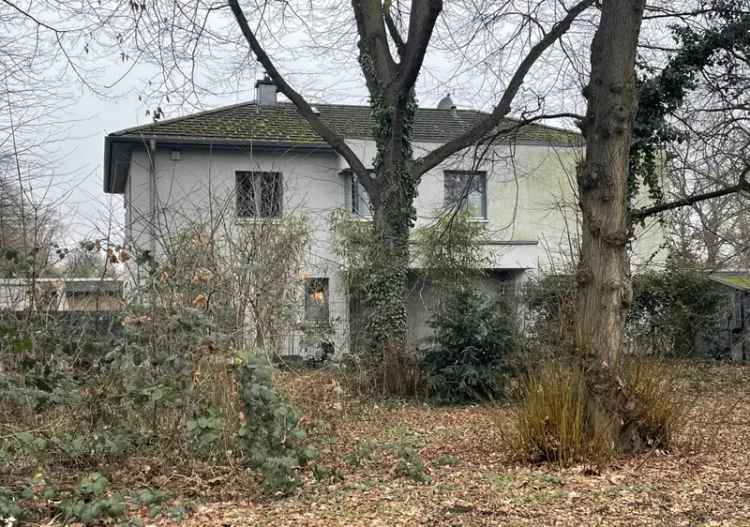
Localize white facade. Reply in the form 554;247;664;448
117;134;666;355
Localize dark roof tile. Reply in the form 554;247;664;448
110;102;582;147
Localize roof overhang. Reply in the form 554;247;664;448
103;134;333;195
708;272;750;292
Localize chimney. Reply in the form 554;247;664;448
255;74;277;106
437;93;456;110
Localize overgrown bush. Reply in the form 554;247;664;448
1;216;312;471
629;270;730;357
0;271;241;472
514;358;685;466
234;353;316;495
522;269;731;358
331;210;490;397
422;287;516;403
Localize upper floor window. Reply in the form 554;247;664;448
351;173;372;218
236;171;282;218
444;170;487;220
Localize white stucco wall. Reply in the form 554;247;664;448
120;136;667;355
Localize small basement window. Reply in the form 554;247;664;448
304;278;330;323
236;171;283;218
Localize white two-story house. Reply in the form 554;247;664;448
103;78;666;356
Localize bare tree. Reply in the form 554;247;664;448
573;0;750;451
222;0;595;386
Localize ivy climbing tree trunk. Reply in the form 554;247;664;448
365;92;419;391
367;177;413;392
228;0;594;392
576;0;647;451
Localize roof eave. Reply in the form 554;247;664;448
104;136;134;195
708;273;750;292
108;134;333;149
103;134;335;195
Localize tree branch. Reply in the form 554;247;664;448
1;0;72;34
630;167;750;221
227;0;370;183
383;1;406;57
352;0;397;92
414;0;594;177
394;0;442;94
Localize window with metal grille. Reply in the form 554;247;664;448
304;278;330;323
236;171;282;218
444;170;487;220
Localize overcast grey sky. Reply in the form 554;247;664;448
4;0;609;248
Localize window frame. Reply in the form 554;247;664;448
235;171;283;219
303;277;330;324
350;172;373;219
443;170;488;220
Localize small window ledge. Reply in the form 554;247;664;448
348;215;374;223
235;216;284;226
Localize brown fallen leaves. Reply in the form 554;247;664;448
26;363;750;526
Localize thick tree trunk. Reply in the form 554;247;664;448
576;0;645;366
576;0;647;453
367;184;412;393
361;91;419;394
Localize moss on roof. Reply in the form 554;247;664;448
709;273;750;291
110;102;583;147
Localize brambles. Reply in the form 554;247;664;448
0;487;24;526
234;353;317;495
57;473;126;525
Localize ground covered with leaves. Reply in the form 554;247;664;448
5;362;750;526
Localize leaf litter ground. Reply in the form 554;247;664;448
16;363;750;526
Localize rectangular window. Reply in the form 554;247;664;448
351;174;371;218
304;278;330;323
444;171;487;220
236;171;282;218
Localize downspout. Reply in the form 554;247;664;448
148;138;157;259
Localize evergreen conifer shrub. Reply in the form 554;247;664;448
422;288;516;403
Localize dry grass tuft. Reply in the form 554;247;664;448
513;357;687;466
513;361;615;466
621;357;688;450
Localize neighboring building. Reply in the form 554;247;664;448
708;272;750;361
0;278;124;312
103;79;666;355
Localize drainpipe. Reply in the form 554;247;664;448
148;138;157;259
